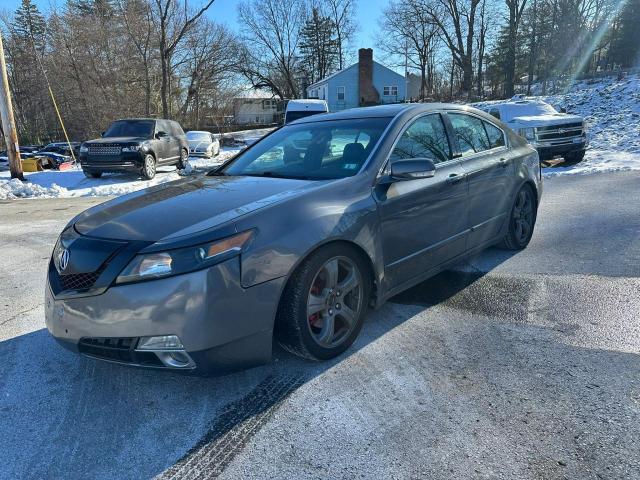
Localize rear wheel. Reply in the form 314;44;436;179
141;153;156;180
276;244;370;360
83;169;102;179
500;184;537;250
176;148;188;169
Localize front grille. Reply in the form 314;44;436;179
79;337;164;366
87;145;121;155
536;123;583;142
58;271;101;291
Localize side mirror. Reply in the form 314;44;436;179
101;131;105;137
560;107;567;113
156;131;168;138
390;158;436;181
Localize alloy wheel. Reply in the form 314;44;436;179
512;188;534;244
144;155;156;178
306;256;364;348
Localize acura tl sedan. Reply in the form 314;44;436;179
45;104;541;374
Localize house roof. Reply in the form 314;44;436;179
307;61;405;90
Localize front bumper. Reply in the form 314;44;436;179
79;152;145;172
532;139;587;160
45;257;286;374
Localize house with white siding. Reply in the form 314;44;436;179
306;49;407;111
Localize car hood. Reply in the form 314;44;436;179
85;137;150;144
188;139;212;149
73;175;323;242
506;113;583;127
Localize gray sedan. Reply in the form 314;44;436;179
45;104;541;373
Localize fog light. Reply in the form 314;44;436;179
137;335;183;350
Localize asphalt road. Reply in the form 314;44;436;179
1;171;639;479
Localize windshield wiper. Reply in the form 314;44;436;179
243;172;311;180
207;169;227;176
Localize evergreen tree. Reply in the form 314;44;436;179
299;7;339;85
14;0;47;52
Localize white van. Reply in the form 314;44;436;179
284;99;329;124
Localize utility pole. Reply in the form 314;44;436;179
0;30;23;180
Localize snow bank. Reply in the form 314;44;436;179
0;148;239;200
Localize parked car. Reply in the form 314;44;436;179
45;103;541;374
284;99;329;124
39;142;81;157
186;130;220;157
79;118;189;179
479;97;587;163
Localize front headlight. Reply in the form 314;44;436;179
115;230;255;284
122;145;141;152
79;145;88;153
518;128;536;140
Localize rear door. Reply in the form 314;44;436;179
375;113;468;290
445;111;514;249
154;120;171;162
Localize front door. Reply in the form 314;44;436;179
445;112;515;248
375;113;469;291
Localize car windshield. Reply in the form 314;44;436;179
103;120;155;138
187;132;211;141
222;118;391;180
500;102;558;122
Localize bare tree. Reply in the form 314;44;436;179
151;0;217;118
237;0;306;99
379;0;440;100
324;0;357;70
419;0;482;98
504;0;528;97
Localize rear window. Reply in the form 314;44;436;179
285;110;324;124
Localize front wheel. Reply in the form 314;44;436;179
276;245;370;360
176;148;188;169
140;154;156;180
83;169;102;179
500;184;537;250
564;150;585;164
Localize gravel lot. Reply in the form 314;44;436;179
1;171;639;479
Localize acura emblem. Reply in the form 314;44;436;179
59;249;70;271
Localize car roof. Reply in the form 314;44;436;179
291;103;482;124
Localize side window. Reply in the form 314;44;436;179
157;120;171;135
484;121;505;149
448;113;491;156
171;121;185;137
389;114;451;164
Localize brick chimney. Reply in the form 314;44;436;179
358;48;379;106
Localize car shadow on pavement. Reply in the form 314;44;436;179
0;251;521;479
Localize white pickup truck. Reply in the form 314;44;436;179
479;97;588;163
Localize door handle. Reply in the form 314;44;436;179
499;158;508;168
446;173;465;185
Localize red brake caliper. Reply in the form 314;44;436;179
309;284;322;328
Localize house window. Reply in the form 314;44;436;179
337;86;345;101
383;86;398;96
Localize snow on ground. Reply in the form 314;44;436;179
0;147;240;200
540;74;640;177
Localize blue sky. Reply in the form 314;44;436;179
3;0;384;53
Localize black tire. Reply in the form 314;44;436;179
564;150;586;164
176;148;188;169
500;184;537;250
140;153;156;180
83;169;102;179
275;244;371;361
